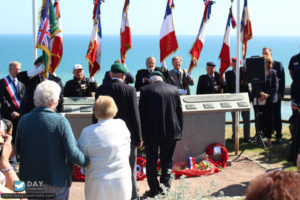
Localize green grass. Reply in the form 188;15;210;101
224;125;296;171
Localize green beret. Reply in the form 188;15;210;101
110;63;128;74
150;71;165;81
34;56;43;65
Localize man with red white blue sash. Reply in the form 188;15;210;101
0;61;25;143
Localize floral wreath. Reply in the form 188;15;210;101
72;165;85;182
136;157;147;181
205;143;228;169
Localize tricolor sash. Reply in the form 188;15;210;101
3;76;21;110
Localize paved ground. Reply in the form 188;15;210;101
69;155;268;199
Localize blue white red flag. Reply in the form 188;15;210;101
188;0;214;73
159;0;178;65
36;0;51;79
120;0;132;64
50;0;63;74
219;7;236;77
86;0;103;77
240;0;253;60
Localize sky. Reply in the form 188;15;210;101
1;0;300;36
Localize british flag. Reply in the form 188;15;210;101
36;0;51;80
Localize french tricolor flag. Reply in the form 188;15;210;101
240;0;253;60
188;0;214;73
120;0;132;64
86;0;103;77
219;7;236;77
159;0;178;65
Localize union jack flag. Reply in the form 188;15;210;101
37;18;51;48
36;0;51;80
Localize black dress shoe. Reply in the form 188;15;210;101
276;138;282;144
243;138;251;143
143;190;160;198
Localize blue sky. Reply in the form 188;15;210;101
1;0;300;36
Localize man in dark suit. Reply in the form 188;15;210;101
196;62;221;94
224;58;250;142
262;47;285;143
17;56;64;115
139;71;183;197
166;55;194;95
135;56;169;91
94;63;143;200
0;61;25;141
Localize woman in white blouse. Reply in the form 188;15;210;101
78;95;132;200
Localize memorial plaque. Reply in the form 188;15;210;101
220;102;232;108
237;101;249;107
80;106;93;112
64;107;73;113
185;104;197;110
203;103;215;109
183;94;244;103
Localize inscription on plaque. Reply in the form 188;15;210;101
237;101;248;107
203;104;215;109
220;102;232;108
183;94;244;103
185;104;197;110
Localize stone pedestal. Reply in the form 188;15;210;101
173;112;225;164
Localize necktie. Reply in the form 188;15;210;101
13;79;18;93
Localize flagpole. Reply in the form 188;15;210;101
32;0;37;62
234;0;241;155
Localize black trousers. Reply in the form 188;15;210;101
260;102;273;138
272;100;282;139
144;139;177;193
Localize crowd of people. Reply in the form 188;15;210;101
0;46;299;199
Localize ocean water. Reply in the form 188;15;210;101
0;34;299;121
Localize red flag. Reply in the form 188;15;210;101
86;0;103;77
159;0;178;65
188;0;214;73
120;0;132;64
50;0;63;74
219;7;236;77
240;0;253;60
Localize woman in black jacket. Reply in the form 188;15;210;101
252;56;279;146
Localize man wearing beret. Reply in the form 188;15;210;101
196;61;221;94
102;59;135;85
64;64;97;97
135;56;169;91
166;55;194;95
17;56;64;115
139;71;183;197
93;63;143;200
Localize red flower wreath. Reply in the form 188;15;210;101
136;157;147;181
205;143;229;169
72;165;85;182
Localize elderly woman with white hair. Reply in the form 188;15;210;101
16;80;89;199
78;95;131;200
